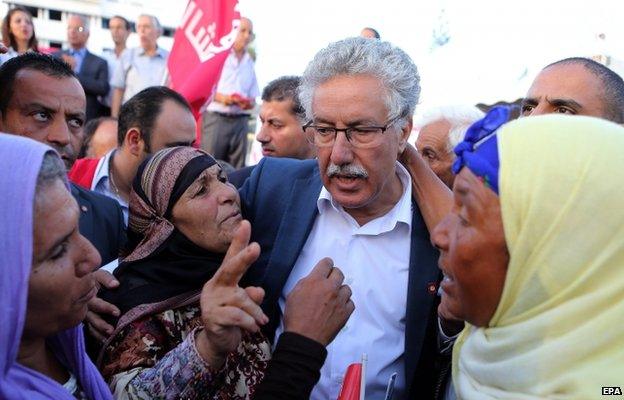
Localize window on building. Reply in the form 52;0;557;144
48;9;62;21
49;41;63;49
163;27;174;37
102;17;110;29
20;6;39;18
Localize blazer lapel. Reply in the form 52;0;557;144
71;183;95;243
404;200;442;384
262;170;322;308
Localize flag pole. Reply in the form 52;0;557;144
360;353;367;400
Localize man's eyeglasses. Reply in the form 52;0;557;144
303;119;399;149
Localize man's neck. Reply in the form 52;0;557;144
111;149;136;202
70;45;84;52
114;43;126;57
233;47;246;60
142;44;158;56
345;171;404;226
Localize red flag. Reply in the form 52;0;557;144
338;354;367;400
168;0;240;127
337;363;362;400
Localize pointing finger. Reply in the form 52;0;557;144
212;242;260;287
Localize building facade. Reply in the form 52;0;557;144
1;0;183;53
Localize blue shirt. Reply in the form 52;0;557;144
111;46;169;103
69;47;87;74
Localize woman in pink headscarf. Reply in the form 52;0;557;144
0;133;112;399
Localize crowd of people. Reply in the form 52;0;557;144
1;6;623;400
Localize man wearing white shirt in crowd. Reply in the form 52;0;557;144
239;37;442;399
110;14;169;117
100;15;131;114
201;17;259;168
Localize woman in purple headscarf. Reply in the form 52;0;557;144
0;133;112;399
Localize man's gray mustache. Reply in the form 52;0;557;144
326;163;368;178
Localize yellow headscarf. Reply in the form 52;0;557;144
453;115;624;399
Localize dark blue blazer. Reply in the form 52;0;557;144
53;49;109;120
71;183;126;265
228;165;255;188
239;157;442;397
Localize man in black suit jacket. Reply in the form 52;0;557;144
71;183;125;265
0;52;125;265
54;14;109;121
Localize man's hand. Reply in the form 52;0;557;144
283;258;355;346
398;141;419;166
231;93;253;110
399;142;453;232
85;269;120;341
60;54;77;70
0;43;8;54
197;220;268;368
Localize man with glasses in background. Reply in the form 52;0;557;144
54;14;109;121
239;37;441;399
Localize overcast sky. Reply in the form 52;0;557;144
230;0;621;111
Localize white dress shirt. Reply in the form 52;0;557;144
206;50;259;115
91;149;128;225
111;46;169;104
276;162;413;400
100;48;126;107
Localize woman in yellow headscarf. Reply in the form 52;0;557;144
432;109;624;399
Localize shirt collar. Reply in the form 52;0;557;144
317;161;412;233
229;49;252;64
70;47;86;56
138;46;166;58
92;149;116;188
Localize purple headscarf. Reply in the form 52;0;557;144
0;133;112;399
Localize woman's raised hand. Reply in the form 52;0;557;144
196;220;268;367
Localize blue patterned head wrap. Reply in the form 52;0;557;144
452;106;511;194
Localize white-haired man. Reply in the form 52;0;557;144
415;105;484;188
110;14;168;117
240;37;443;399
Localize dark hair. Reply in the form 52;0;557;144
80;117;117;158
117;86;192;151
546;57;624;123
261;76;305;121
0;52;75;116
110;15;131;31
362;27;380;39
1;6;38;52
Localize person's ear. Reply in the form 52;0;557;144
124;128;145;156
397;116;413;153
